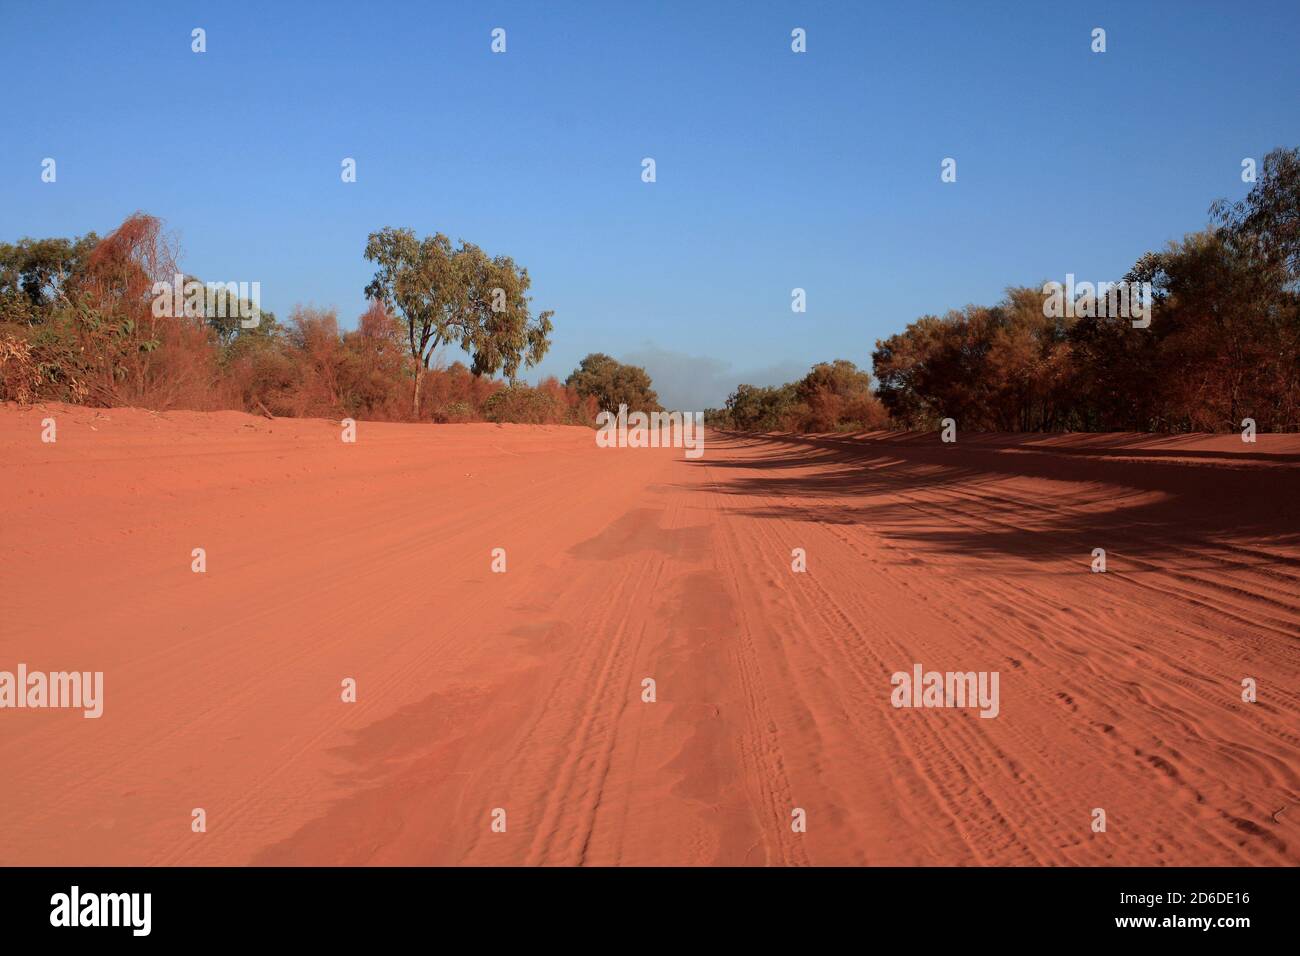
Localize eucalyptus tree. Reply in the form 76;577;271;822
364;227;553;416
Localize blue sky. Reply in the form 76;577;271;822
2;1;1297;408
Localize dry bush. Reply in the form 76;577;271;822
482;382;565;424
800;386;843;431
425;360;502;422
42;212;221;410
141;318;224;410
0;333;41;404
432;400;476;423
339;299;412;420
285;306;345;416
538;375;600;425
224;343;302;417
479;377;598;425
840;391;890;430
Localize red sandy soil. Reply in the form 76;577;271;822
1;402;1298;866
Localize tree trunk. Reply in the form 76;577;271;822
411;333;440;420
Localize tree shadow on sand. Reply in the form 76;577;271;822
691;432;1300;574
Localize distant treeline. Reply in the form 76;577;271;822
708;147;1300;434
704;359;888;432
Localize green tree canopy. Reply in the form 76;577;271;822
723;382;797;431
0;233;99;324
363;227;553;415
1212;146;1300;283
564;352;661;413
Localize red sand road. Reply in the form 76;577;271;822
2;403;1299;866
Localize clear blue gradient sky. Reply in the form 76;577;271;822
2;1;1297;408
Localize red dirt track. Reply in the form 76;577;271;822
2;403;1298;865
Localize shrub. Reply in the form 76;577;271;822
483;382;567;424
432;401;475;423
0;333;41;404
